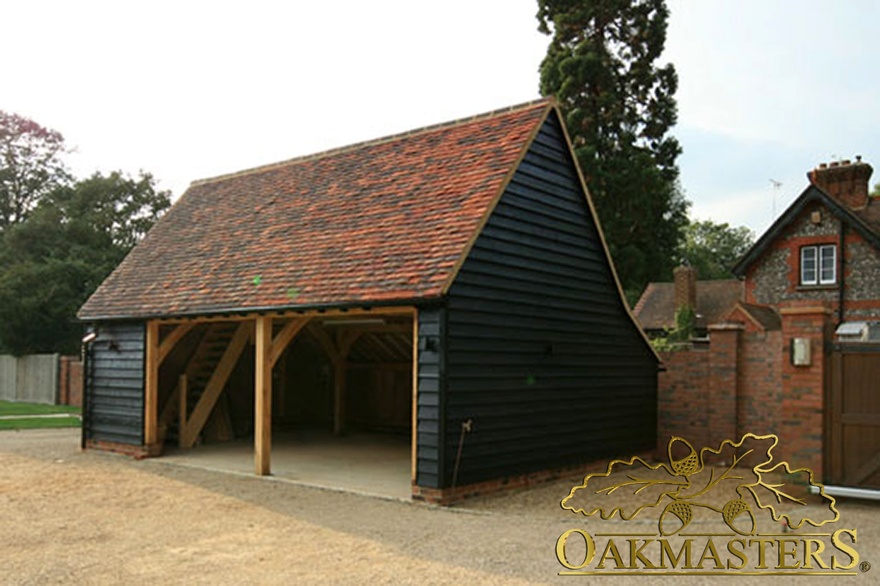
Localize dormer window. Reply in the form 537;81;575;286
800;244;836;285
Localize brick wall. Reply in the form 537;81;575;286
657;321;811;471
658;329;772;458
737;330;783;437
657;345;710;453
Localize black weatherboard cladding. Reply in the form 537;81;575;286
442;114;658;487
83;322;145;445
416;306;445;488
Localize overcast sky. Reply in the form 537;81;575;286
4;1;879;237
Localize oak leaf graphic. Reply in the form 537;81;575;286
561;433;839;534
743;460;840;529
560;455;685;520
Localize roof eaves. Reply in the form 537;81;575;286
78;295;442;323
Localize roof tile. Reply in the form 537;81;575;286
79;100;551;320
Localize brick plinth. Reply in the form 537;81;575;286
412;452;654;505
84;440;152;459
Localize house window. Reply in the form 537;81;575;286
800;245;836;285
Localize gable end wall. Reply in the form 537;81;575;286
746;203;880;320
442;115;657;487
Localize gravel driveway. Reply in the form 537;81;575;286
1;429;877;584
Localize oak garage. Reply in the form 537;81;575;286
78;99;659;502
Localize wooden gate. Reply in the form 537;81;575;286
826;343;880;489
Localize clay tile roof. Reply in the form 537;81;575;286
855;199;880;235
633;279;744;331
78;99;553;320
734;302;782;331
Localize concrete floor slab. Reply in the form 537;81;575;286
161;431;413;500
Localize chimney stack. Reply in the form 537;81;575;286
807;158;873;210
673;265;697;310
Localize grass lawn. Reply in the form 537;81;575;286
0;400;81;430
0;400;81;416
0;417;81;430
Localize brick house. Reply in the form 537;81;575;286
658;159;880;493
634;265;742;339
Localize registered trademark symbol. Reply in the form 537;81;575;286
860;561;871;573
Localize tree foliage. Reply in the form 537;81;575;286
537;0;689;301
0;111;69;231
0;113;171;355
678;220;754;280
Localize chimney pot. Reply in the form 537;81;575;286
807;158;873;210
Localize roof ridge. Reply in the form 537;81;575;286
190;97;554;188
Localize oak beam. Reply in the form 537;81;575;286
179;322;251;448
144;321;159;451
157;323;194;364
269;318;310;367
255;316;273;475
156;305;417;325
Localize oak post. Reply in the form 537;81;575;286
178;374;187;448
333;359;346;435
144;321;159;451
255;316;273;475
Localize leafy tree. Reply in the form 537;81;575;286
0;172;170;354
651;304;696;351
678;220;754;280
537;0;689;302
0;111;69;231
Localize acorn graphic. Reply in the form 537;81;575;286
668;437;702;477
659;500;693;536
722;499;756;535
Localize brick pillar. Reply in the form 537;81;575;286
673;265;697;310
707;323;743;449
58;356;70;405
779;306;831;476
68;359;83;407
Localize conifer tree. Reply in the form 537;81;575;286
537;0;689;301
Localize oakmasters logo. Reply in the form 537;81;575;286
556;434;868;577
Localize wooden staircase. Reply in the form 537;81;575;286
158;322;251;447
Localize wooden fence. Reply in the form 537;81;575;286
0;354;83;406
